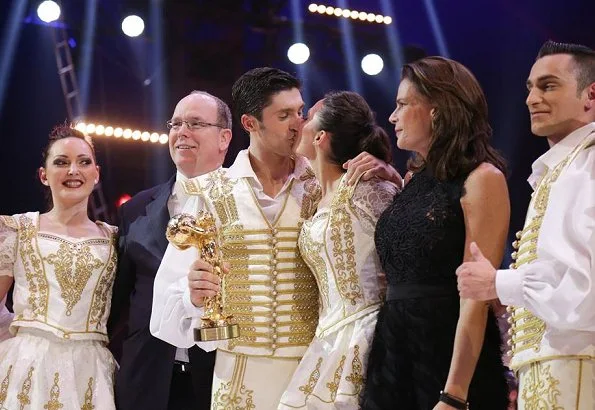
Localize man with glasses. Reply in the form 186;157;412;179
108;91;232;410
151;68;403;408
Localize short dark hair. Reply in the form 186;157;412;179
42;123;96;166
316;91;392;166
231;67;301;122
537;40;595;92
403;56;506;181
190;90;232;129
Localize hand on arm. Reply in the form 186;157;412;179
443;163;510;401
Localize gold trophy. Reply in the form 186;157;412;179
166;211;240;341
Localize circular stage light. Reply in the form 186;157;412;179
37;1;61;23
361;54;384;76
122;15;145;37
287;43;310;65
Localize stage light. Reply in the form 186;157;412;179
75;123;86;132
361;54;384;75
74;121;169;144
104;126;114;136
95;125;105;135
37;1;61;23
308;3;392;24
123;129;132;139
86;123;96;134
150;133;160;143
114;128;123;138
121;15;144;37
141;132;150;141
287;43;310;65
132;130;141;140
159;134;169;144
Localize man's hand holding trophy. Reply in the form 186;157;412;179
166;211;240;342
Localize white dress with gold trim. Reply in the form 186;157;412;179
0;212;117;410
279;177;397;409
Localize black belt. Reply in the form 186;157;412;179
173;360;191;374
386;283;458;301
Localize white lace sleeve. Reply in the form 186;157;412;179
0;216;18;277
350;179;398;234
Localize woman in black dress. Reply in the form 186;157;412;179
361;57;510;409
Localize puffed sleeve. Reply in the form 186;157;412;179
0;215;18;277
350;178;398;235
496;142;595;331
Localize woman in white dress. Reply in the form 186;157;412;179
279;91;399;409
0;124;117;409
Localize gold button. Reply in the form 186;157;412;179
271;343;277;349
272;280;277;285
272;291;278;296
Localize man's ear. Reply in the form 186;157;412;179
240;114;258;133
585;82;595;110
219;128;232;151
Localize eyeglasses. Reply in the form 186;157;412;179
166;119;225;131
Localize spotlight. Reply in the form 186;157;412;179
150;133;160;143
361;54;384;76
308;4;318;13
159;134;169;144
316;5;326;13
95;125;105;135
132;130;141;140
325;6;334;15
105;126;114;137
121;15;145;37
86;123;96;134
366;13;376;22
342;9;350;18
334;8;342;17
141;132;150;141
287;43;310;65
37;1;61;23
383;16;392;24
114;127;123;138
123;129;132;139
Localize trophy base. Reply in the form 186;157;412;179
194;323;240;341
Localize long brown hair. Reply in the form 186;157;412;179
403;56;506;180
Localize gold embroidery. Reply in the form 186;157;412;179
299;357;323;398
329;184;361;305
345;345;364;395
0;365;12;407
17;367;34;410
299;219;329;305
201;170;240;225
326;355;346;401
45;243;103;315
509;139;590;360
520;362;563;409
18;216;50;318
44;372;63;410
212;355;255;410
299;167;322;220
88;241;117;329
81;377;94;410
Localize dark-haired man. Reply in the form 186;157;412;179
457;41;595;408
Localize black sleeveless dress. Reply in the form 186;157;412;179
361;170;508;409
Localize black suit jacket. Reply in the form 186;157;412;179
108;177;215;410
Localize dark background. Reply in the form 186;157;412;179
0;0;593;267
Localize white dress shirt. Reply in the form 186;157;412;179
496;123;595;363
167;171;193;362
151;150;298;350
